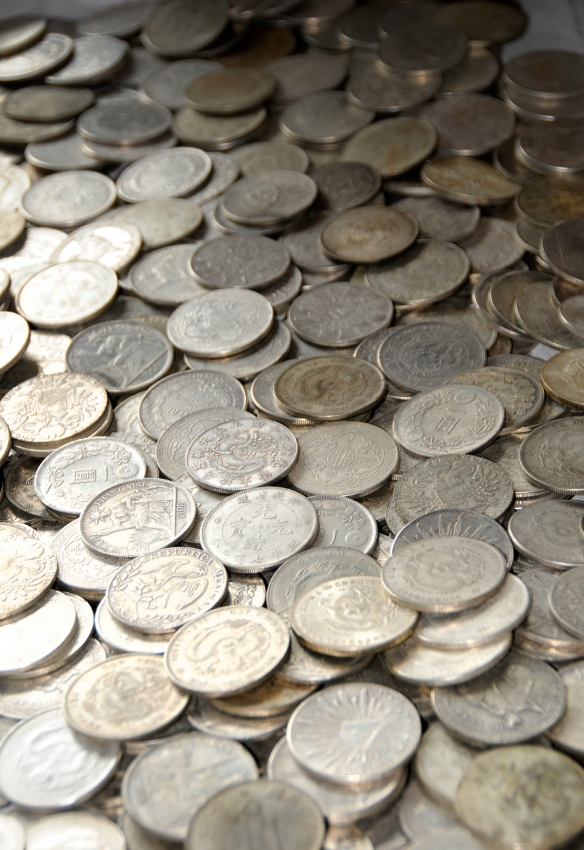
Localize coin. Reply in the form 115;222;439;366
107;547;227;633
516;175;584;228
80;478;196;558
141;58;221;110
78;100;172;146
280;91;374;146
26;812;125;850
0;523;58;619
95;598;170;655
309;496;377;553
25;132;104;171
459;218;524;275
549;567;584;642
391;196;479;243
201;486;318;571
122;732;257;842
191;234;290;289
398;779;466;838
456;745;584;849
541;218;584;285
224;575;266;608
548;662;584;755
143;0;229;57
519;418;584;495
4;84;94;123
509;501;584;569
21;170;116;228
419;93;515;157
130;244;206;306
415;722;477;809
421;157;520;205
172;106;267;149
0;590;76;675
117;148;212;204
108;393;157;462
347;54;441;114
188;696;288;741
480;435;547;498
377;22;467;75
0;33;72;81
221;171;316;227
231;140;309;178
211;676;314;718
114;199;203;249
166;605;290;695
0;814;24;850
343;118;437;180
0;16;46;56
184;67;275;115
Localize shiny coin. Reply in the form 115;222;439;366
0;33;72;81
445;366;544;433
280;91;374;146
0;16;46;56
393;385;504;457
143;0;229;57
288;683;421;786
139;371;247;440
0;591;76;675
64;654;189;741
221;170;316;227
225;575;265;608
166;605;290;696
517;568;584;653
541;217;584;285
168;289;273;357
80;478;196;558
114;199;203;249
548;662;584;755
117;148;212;204
191;234;290;289
52;519;126;599
0;525;57;619
201;486;318;571
108;393;157;462
320;207;418;264
142;58;222;110
184;67;275;115
418;93;515;157
172;106;267;149
211;677;313;718
184;320;292;381
52;222;141;271
391;196;479;243
46;34;128;85
0;707;120;809
21;170;116;227
0;815;24;850
123;732;257;842
383;632;511;686
108;546;227;633
377;21;467;75
78;100;172;146
519;418;584;495
288;422;399;497
455;746;584;849
509;501;584;569
26;812;125;850
4;85;94;122
549;567;584;641
310;496;377;553
422;156;520;205
188;697;288;741
393;454;514;522
95;598;170;655
398;779;465;838
130;244;207;306
25;132;104;171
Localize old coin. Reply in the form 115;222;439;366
139;371;247;440
21;171;116;227
78;100;172;146
516;119;584;175
0;525;57;619
347;55;442;114
80;478;196;558
141;58;222;110
45;34;127;85
95;598;170;655
515;281;584;349
210;677;313;718
130;244;207;306
166;605;290;695
548;662;584;755
320;207;418;264
310;496;377;553
184;67;275;115
509;501;584;568
113;199;203;249
393;454;514;522
186;779;325;850
188;697;288;741
377;22;467;75
288;683;421;786
550;567;584;641
267;53;346;103
391;196;479;243
64;654;189;741
25;132;104;171
445;366;544;433
116;148;212;204
456;746;584;849
4;85;94;123
517;568;584;653
421;157;520;205
542;218;584;285
221;171;316;227
172;106;267;149
516;175;584;228
0;815;24;850
0;707;120;809
108;393;157;463
191;234;290;289
441;46;500;93
201;486;318;571
0;311;29;374
0;16;47;56
184;321;291;381
52;519;126;599
122;732;258;842
542;348;584;409
280;213;349;273
480;435;547;498
168;289;273;357
0;210;25;252
224;575;265;608
52;222;141;271
107;547;227;633
383;632;512;686
280;91;374;146
520;418;584;495
143;0;229;57
558;298;584;340
288;422;399;497
459;218;524;274
26;812;125;850
251;360;319;426
378;323;486;393
415;722;477;809
231;140;308;177
398;780;465;838
312;162;381;211
418;94;515;157
0;591;76;675
4;456;50;518
0;33;72;81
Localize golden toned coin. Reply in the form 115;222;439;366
184;68;276;115
515;175;584;227
542;348;584;409
343;118;437;178
421;157;520;204
320;207;418;263
218;25;296;68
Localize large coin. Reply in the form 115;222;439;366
287;422;399;497
107;547;227;633
191;234;290;289
186;779;325;850
455;746;584;849
509;501;584;568
519;418;584;495
288;683;421;786
21;171;116;227
64;654;189;740
79;479;196;558
201;486;318;571
165;606;290;696
320;207;418;264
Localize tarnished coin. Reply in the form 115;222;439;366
383;632;512;686
378;323;486;393
549;567;584;641
117;148;212;203
172;106;267;149
416;574;529;649
275;357;385;421
201;486;318;571
266;53;346;103
288;283;393;347
251;360;318;426
419;93;515;157
211;677;314;718
130;244;207;306
122;732;257;842
4;456;50;518
458;217;524;274
4;85;94;123
509;501;584;569
343;118;437;179
141;58;222;110
0;33;72;81
280;213;349;273
143;0;229;57
549;662;584;755
0;525;57;620
392;508;514;568
78;100;172;146
166;606;290;696
288;422;399;498
113;199;203;249
184;67;275;115
291;575;417;656
191;234;290;289
445;367;544;433
184;321;292;381
231;140;309;177
320;207;418;264
310;496;377;553
392;385;504;457
312;162;381;211
455;746;584;850
347;54;442;114
415;723;477;810
139;371;247;440
279;91;374;146
95;598;170;655
80;479;196;558
519;418;584;495
542;348;584;410
221;170;316;227
558;298;584;340
515;175;584;228
64;654;189;741
0;707;120;809
542;217;584;285
392;195;479;243
26;812;125;850
21;171;116;227
0;16;47;56
0;590;76;675
107;547;227;633
168;289;273;357
393;454;514;522
186;418;298;492
288;683;421;786
421;157;520;205
515;281;584;350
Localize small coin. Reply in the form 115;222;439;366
288;683;421;786
139;371;247;440
78;100;172;146
191;234;290;289
122;732;257;842
117;148;212;203
418;93;515;156
456;746;584;849
95;598;170;655
377;21;467;75
26;812;125;850
519;418;584;495
141;58;222;110
421;156;520;205
80;479;196;558
166;606;290;696
201;486;318;571
0;33;72;82
113;199;203;249
280;91;374;146
309;496;377;553
21;171;116;227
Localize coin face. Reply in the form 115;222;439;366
113;199;203;249
165;606;290;696
343;117;438;178
52;221;141;271
422;156;520;204
419;93;515;157
143;0;229;57
509;501;584;569
117;147;212;202
26;812;125;850
0;590;76;675
519;418;584;494
415;723;477;809
201;486;318;571
288;683;421;786
21;171;116;227
95;599;170;655
280;91;374;145
191;234;290;289
320;207;418;264
0;33;73;81
310;496;377;553
80;479;196;558
221;170;317;226
446;366;544;433
0;525;57;619
184;67;275;115
107;547;228;633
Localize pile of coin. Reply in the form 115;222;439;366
0;0;584;848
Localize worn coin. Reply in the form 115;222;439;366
421;157;520;205
95;598;170;655
117;148;212;204
459;217;524;274
320;207;418;264
377;22;467;75
113;199;203;249
78;99;172;146
230;140;308;177
518;568;584;653
25;132;104;171
0;16;46;56
108;393;157;463
391;196;479;243
480;435;547;498
52;222;141;271
4;456;50;518
130;244;207;306
184;321;291;381
0;524;57;619
267;53;346;103
542;347;584;410
418;93;515;157
4;84;94;123
541;217;584;285
515;282;584;349
172;106;267;149
280;91;374;146
548;662;584;755
221;170;316;227
0;33;72;81
26;812;125;850
52;519;126;599
191;234;290;289
415;722;477;809
0;590;76;675
398;779;466;839
210;677;313;718
549;567;584;641
184;67;275;115
312;162;382;211
21;170;115;228
519;418;584;495
347;55;442;114
143;0;229;57
509;501;584;569
141;58;222;110
445;367;544;433
309;496;377;553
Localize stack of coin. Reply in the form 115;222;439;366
501;50;584;121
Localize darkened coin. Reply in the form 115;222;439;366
4;86;94;123
320;207;418;264
184;67;276;115
279;91;374;146
143;0;229;57
515;175;584;228
422;157;520;205
542;217;584;285
77;100;172;146
312;162;382;211
418;93;515;157
434;1;527;45
343;118;437;179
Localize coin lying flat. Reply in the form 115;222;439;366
113;199;203;249
53;519;125;599
456;746;584;850
221;170;317;227
0;33;72;81
25;132;104;171
419;93;515;157
190;234;290;289
0;590;76;675
184;67;276;115
64;654;189;741
422;157;520;204
143;0;229;57
4;85;94;123
378;21;467;74
95;599;170;655
141;57;222;109
280;91;374;146
26;812;125;850
509;501;584;569
519;418;584;495
310;496;377;553
542;348;584;410
312;162;382;211
343;118;437;179
21;170;116;228
165;606;290;696
548;662;584;755
117;148;212;203
78;99;172;146
184;320;292;381
320;207;418;264
549;568;584;641
201;486;318;571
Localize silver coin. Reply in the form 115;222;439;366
459;217;524;274
288;683;421;786
432;651;567;745
549;567;584;641
418;93;515;157
77;1;158;37
0;814;24;850
309;496;377;553
509;501;584;569
280;91;374;146
548;662;584;755
52;519;126;599
391;196;480;243
4;84;94;124
84;132;177;165
172;106;267;149
117;148;212;203
78;100;172;145
414;722;477;809
0;16;47;56
280;213;349;273
4;456;50;519
143;0;229;58
167;289;274;358
0;33;72;82
191;234;290;289
378;20;467;75
26;812;125;850
184;321;291;381
52;221;142;271
224;574;266;608
94;598;171;655
188;152;239;205
0;707;120;809
479;435;547;499
79;478;196;558
0;525;57;620
45;34;128;85
398;780;466;839
517;568;584;652
130;244;208;306
108;393;157;463
0;591;76;676
142;58;222;110
266;53;346;103
519;418;584;496
251;360;317;426
201;486;318;571
230;141;309;176
188;697;289;742
21;171;116;228
221;170;317;227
